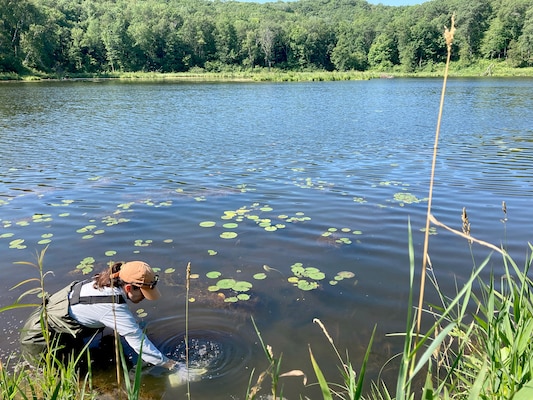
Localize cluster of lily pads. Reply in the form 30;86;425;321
199;202;312;240
320;227;362;246
291;176;335;191
205;271;254;303
287;262;355;290
201;262;356;304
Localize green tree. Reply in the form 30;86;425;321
368;32;399;69
179;12;216;69
0;0;39;72
100;5;130;72
287;17;334;70
453;0;492;61
331;22;369;71
214;16;239;67
515;7;533;66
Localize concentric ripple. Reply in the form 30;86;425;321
147;307;257;381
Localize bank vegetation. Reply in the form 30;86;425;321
1;0;533;80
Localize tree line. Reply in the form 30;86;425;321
1;0;532;75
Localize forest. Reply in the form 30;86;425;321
1;0;532;75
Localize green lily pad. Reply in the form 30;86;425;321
38;239;52;245
0;233;14;239
337;271;355;279
164;268;175;274
307;270;326;280
199;221;216;228
206;271;221;279
163;239;173;243
291;265;306;277
9;239;26;249
105;250;117;256
253;273;267;280
216;278;236;289
224;297;238;303
233;281;252;292
208;285;219;292
220;232;238;239
208;249;217;256
288;276;299;283
297;280;319;291
222;223;238;229
237;293;250;301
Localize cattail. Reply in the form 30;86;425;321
444;14;456;51
502;201;508;222
462;207;472;244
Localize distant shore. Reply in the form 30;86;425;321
2;61;533;83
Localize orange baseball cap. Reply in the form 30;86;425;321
119;261;161;300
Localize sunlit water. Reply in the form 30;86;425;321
0;78;532;398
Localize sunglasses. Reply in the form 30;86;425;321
128;274;159;290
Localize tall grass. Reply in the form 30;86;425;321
0;247;97;400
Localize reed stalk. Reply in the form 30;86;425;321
185;261;192;400
416;14;456;338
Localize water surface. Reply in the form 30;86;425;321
1;78;532;398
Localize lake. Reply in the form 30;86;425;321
0;78;532;399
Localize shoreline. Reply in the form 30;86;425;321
2;61;533;83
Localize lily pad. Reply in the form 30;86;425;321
222;223;238;229
0;233;14;239
9;239;26;249
105;250;117;256
216;278;236;289
307;270;326;280
207;249;217;256
297;280;319;291
233;281;252;292
224;297;238;303
206;271;222;279
253;273;267;280
164;268;175;274
220;232;238;239
337;271;355;279
237;293;250;301
199;221;216;228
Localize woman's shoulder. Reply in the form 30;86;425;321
80;280;124;297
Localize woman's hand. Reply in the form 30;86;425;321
163;359;178;370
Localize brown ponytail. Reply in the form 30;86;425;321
93;262;123;289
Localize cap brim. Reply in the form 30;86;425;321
141;286;161;300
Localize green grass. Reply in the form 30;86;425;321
2;59;533;82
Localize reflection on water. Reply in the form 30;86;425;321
1;79;532;398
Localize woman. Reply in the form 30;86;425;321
20;260;177;370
